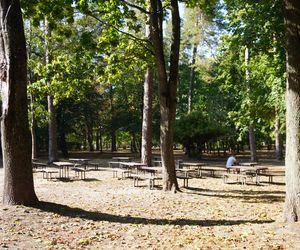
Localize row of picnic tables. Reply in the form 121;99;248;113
33;156;280;186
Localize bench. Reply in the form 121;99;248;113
257;172;285;184
200;167;226;177
32;162;47;173
42;169;59;180
132;174;162;189
177;176;192;187
223;173;252;185
108;161;121;168
112;168;132;179
72;167;87;179
88;162;99;170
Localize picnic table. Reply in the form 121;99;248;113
52;161;74;179
120;162;147;173
69;158;91;169
180;162;206;177
112;157;133;162
225;165;268;184
239;162;259;167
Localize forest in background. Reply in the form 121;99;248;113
22;0;285;161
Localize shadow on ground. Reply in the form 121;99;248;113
33;201;274;227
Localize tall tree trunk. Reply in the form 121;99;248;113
45;18;58;163
188;44;197;113
245;46;258;162
30;94;37;159
96;127;100;151
111;129;117;152
283;0;300;222
141;68;153;166
150;0;180;191
249;123;258;162
0;0;38;205
275;108;283;160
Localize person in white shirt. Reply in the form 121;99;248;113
226;151;239;170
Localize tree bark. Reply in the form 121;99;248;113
0;0;38;205
283;0;300;222
141;68;153;166
188;44;197;113
275;108;283;160
30;94;37;159
150;0;180;191
248;123;258;162
45;18;58;163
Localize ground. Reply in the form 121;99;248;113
1;152;300;249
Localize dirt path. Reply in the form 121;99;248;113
0;158;299;249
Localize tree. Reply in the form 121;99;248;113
150;0;180;191
283;0;300;222
0;0;38;205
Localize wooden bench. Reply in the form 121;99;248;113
112;168;131;179
108;161;121;168
42;168;59;180
32;162;47;173
177;176;192;187
72;167;87;179
257;172;285;184
88;162;99;170
223;173;252;185
200;167;226;177
132;174;162;189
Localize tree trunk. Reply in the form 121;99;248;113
45;18;58;163
150;0;180;191
0;0;38;205
249;123;258;162
188;44;197;113
283;0;300;222
30;94;37;159
111;129;117;152
141;68;153;166
275;108;283;160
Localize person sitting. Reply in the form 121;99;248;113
226;150;239;172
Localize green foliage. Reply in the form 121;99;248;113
175;111;226;155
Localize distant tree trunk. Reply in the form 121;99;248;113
141;67;153;166
249;123;258;161
58;122;68;157
0;0;38;205
131;132;138;153
96;127;100;151
275;108;283;160
245;47;258;162
86;121;94;151
150;0;180;191
30;94;37;159
188;44;197;113
45;18;58;163
283;0;300;222
111;129;117;152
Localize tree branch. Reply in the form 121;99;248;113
86;11;154;55
121;0;150;14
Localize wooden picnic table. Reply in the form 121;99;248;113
139;166;162;175
69;158;91;169
239;162;259;167
112;157;133;162
119;162;147;174
180;162;206;177
53;161;74;179
228;165;268;184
